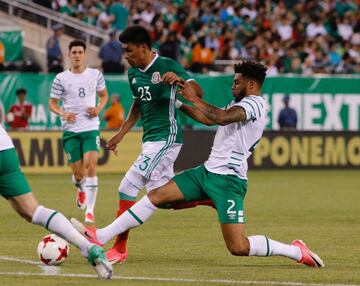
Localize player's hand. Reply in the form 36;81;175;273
87;107;99;117
162;72;185;85
177;83;197;101
106;133;121;156
61;112;77;123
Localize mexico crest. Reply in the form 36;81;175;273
151;72;161;84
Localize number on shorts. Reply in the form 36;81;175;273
96;136;100;150
139;155;151;171
227;200;236;215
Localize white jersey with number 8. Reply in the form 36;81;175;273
50;68;106;133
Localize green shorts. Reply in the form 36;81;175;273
0;148;32;198
173;164;247;224
63;130;100;163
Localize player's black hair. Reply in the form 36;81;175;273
234;59;267;86
68;39;87;51
118;25;152;49
16;88;26;95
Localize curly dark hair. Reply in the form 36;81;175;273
119;25;152;49
68;39;86;51
234;60;267;86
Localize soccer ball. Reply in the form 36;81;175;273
6;112;14;123
37;234;70;265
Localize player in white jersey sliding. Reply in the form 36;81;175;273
0;125;112;279
49;40;108;223
72;60;324;268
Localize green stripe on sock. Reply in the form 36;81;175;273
265;236;270;256
120;193;137;201
127;209;143;225
45;211;58;230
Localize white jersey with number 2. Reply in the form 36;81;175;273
50;67;106;133
204;95;267;180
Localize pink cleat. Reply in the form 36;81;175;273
70;218;104;247
292;240;324;267
76;189;86;210
106;248;128;265
85;213;95;224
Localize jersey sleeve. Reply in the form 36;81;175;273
236;97;263;121
96;71;106;91
166;58;193;82
50;75;65;99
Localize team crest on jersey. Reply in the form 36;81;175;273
151;72;161;84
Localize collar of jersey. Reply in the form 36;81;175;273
139;53;159;73
68;67;88;75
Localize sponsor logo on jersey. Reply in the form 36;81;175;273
151;72;161;84
131;78;136;84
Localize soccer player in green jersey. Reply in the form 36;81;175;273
73;60;324;268
49;40;109;224
104;25;207;264
0;125;112;279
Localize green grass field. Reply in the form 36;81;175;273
0;170;359;286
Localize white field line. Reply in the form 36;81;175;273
0;256;358;286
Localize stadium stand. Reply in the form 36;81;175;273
0;0;359;74
44;0;359;74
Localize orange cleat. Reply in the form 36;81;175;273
292;240;324;267
106;248;128;265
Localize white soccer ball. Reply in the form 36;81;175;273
37;234;70;265
6;112;14;123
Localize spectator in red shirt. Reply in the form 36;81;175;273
6;88;33;129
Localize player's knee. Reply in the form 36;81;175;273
73;171;84;181
118;175;142;198
147;187;172;207
147;188;163;206
226;242;249;256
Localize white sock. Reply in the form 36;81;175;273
32;205;91;257
248;235;302;261
97;195;157;245
85;176;98;214
72;175;86;193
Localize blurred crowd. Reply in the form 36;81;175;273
39;0;359;74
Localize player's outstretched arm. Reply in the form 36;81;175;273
178;103;214;126
106;99;140;154
162;72;203;98
178;83;246;125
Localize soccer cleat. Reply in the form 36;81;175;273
87;244;113;279
70;218;104;247
76;189;86;210
106;247;128;265
85;213;95;224
292;240;325;267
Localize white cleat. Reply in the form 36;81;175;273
87;244;113;280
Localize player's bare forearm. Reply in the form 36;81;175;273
96;89;109;113
179;104;214;126
191;97;246;125
108;101;140;144
48;98;63;117
188;81;204;98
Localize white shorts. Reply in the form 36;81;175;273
127;141;182;191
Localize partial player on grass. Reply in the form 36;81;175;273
103;25;212;265
49;40;108;224
0;125;112;279
72;60;324;268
